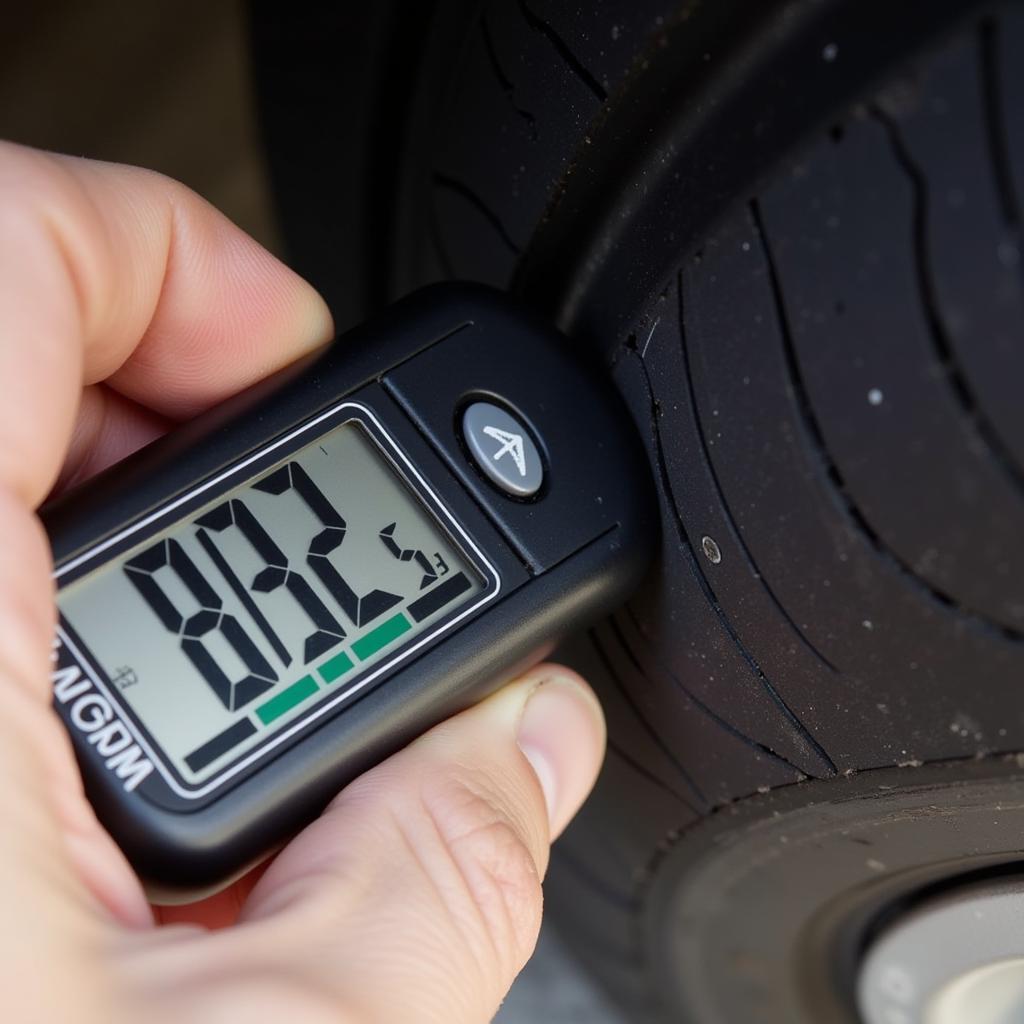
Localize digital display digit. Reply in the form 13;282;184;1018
57;419;487;788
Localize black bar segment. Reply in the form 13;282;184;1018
185;717;258;773
197;528;292;669
407;571;472;623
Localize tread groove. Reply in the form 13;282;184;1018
481;13;540;141
623;342;839;775
516;0;608;102
871;102;1024;497
433;171;523;255
607;738;696;806
979;18;1023;229
616;609;815;780
676;270;841;676
750;195;1024;646
589;628;707;810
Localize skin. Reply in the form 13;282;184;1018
0;141;606;1024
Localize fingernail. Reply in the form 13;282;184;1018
516;674;606;837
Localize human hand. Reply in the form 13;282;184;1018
0;142;606;1023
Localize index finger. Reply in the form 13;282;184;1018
0;141;333;508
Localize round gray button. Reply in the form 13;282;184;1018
462;401;543;498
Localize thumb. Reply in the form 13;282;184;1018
159;667;604;1024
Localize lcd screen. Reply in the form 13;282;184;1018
58;420;485;786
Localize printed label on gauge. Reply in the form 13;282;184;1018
55;405;500;799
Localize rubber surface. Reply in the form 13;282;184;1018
254;1;1024;1019
415;4;1024;1018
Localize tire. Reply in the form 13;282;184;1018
253;2;1024;1020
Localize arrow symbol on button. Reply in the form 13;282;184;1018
481;425;527;477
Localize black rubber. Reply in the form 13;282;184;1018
253;2;1024;1019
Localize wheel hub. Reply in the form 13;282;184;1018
859;881;1024;1024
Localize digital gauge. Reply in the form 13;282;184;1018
43;285;656;898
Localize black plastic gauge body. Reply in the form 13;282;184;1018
41;284;657;897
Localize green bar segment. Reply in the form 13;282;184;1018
256;674;319;726
352;613;412;661
319;649;354;684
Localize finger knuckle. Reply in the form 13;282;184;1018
419;774;543;974
0;145;112;334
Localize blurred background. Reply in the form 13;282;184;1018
0;1;279;248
